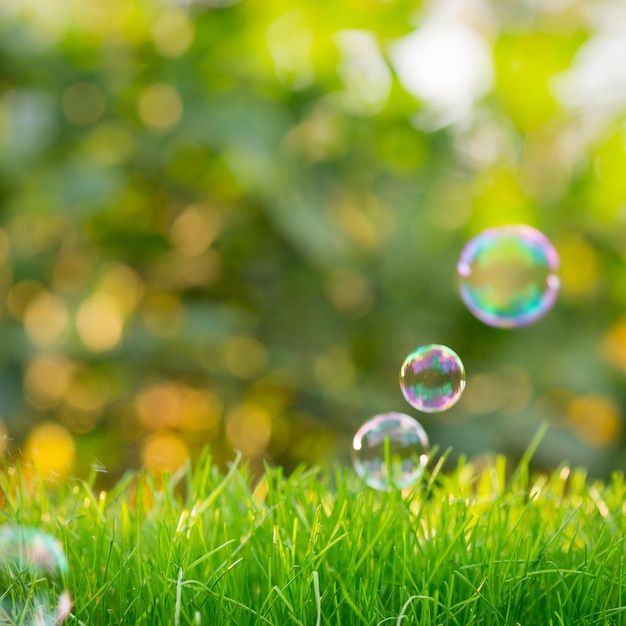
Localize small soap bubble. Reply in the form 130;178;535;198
400;344;466;413
0;526;71;625
352;412;429;491
457;224;560;328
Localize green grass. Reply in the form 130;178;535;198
2;437;626;625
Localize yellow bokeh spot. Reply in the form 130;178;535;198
142;432;189;475
151;249;222;289
225;402;272;456
76;294;124;352
603;317;626;374
62;82;106;126
23;423;75;482
169;205;221;257
97;263;144;314
152;8;194;58
325;269;374;319
0;420;7;458
225;336;268;379
136;383;182;431
592;132;626;217
23;292;69;347
178;389;222;435
267;10;315;90
245;376;293;414
567;395;622;447
138;83;183;130
24;354;72;409
60;373;108;434
7;281;44;320
64;374;107;414
557;236;598;297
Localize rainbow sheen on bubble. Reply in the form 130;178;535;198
457;224;560;328
400;344;466;413
0;526;72;625
352;413;429;491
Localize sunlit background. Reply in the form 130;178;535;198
1;0;626;484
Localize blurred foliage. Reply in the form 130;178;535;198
0;0;625;482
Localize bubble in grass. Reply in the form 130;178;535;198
457;224;560;328
352;413;429;491
0;526;71;625
400;344;466;413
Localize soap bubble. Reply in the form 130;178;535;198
0;526;71;625
457;224;560;328
352;412;429;491
400;344;466;413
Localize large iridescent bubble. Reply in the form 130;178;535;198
352;413;429;491
0;526;72;625
400;344;466;413
457;224;560;328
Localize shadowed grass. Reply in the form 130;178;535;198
1;442;626;625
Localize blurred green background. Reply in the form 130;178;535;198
1;0;625;482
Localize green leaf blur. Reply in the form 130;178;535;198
0;0;623;480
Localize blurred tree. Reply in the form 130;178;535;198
0;0;624;482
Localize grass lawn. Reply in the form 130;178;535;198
2;431;626;625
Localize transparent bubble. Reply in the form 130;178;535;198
0;526;71;625
352;413;429;491
457;224;560;328
400;344;466;413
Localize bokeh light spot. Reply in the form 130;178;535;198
325;269;374;319
0;420;7;458
62;82;106;126
152;8;194;58
97;263;144;315
568;395;622;447
603;317;626;374
267;11;315;90
225;402;272;457
138;83;183;130
169;205;221;257
557;235;599;297
225;336;268;380
136;383;182;431
142;432;189;474
76;294;124;352
7;280;44;320
24;354;72;410
178;389;222;436
23;423;75;482
23;292;69;347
